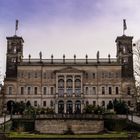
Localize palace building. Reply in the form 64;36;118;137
3;31;135;114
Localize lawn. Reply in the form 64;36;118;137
8;131;130;138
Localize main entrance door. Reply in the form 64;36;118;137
66;100;73;114
58;100;64;114
75;100;81;114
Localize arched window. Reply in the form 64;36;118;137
27;86;32;95
66;79;72;88
43;86;47;95
20;86;24;95
34;87;38;95
50;100;53;107
75;100;81;114
58;79;64;97
75;79;81;88
58;100;64;114
58;79;64;88
75;79;81;96
66;79;73;96
66;100;73;114
7;86;13;95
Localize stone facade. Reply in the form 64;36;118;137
3;32;136;114
35;119;104;134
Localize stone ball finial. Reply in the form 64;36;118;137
28;54;31;63
39;51;42;59
108;54;111;63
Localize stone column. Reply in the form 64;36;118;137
81;100;84;113
64;101;66;114
81;74;83;94
56;74;58;93
73;75;75;93
73;101;75;114
55;100;58;113
64;75;67;93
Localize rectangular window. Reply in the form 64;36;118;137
43;87;47;95
127;87;131;95
102;87;105;95
34;87;38;95
108;72;113;78
116;72;120;78
93;101;96;106
86;101;89;105
8;87;12;95
51;73;54;79
115;87;119;94
102;72;105;78
35;72;38;78
20;87;24;95
109;87;112;94
128;101;131;106
93;73;95;79
28;72;31;79
21;72;24;78
34;101;37;107
92;87;96;94
43;101;46;107
102;101;105;106
51;87;54;95
27;87;31;95
85;87;88;94
85;73;88;79
44;73;47;79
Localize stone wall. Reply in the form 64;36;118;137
35;119;104;134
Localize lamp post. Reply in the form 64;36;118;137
10;102;13;119
129;106;134;122
3;105;7;132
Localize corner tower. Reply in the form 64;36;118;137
6;35;24;78
115;35;133;78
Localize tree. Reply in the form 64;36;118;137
107;101;113;110
133;40;140;86
113;99;128;114
133;40;140;112
83;105;94;114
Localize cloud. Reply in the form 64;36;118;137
1;0;140;79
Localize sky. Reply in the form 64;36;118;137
1;0;140;81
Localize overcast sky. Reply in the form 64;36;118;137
1;0;140;81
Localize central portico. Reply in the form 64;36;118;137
55;67;84;114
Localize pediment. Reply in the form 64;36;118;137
55;67;84;73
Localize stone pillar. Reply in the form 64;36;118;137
56;74;58;93
64;101;66;114
55;100;58;113
81;100;84;113
81;74;83;94
64;75;67;93
73;75;75;93
73;101;75;114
